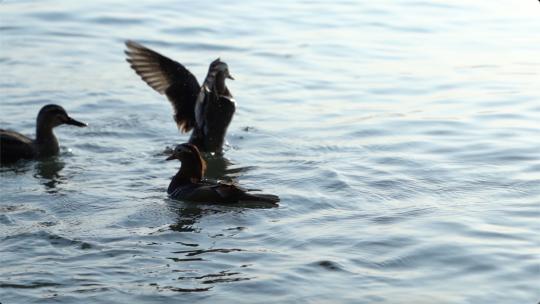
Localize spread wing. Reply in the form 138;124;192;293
125;40;201;132
0;129;35;162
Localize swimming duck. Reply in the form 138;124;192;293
125;40;236;154
166;143;279;204
0;104;87;163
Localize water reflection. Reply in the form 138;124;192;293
166;196;277;233
162;145;255;181
34;157;65;193
203;154;262;187
202;153;231;179
161;200;256;292
0;160;33;174
167;202;206;233
175;269;250;285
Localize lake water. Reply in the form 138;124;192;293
1;1;539;303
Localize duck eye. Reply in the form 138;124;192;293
59;113;72;123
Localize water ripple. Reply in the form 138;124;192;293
1;0;539;303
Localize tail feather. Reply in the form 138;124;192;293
239;193;280;204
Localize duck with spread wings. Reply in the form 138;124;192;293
125;40;235;155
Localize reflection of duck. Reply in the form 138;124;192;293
168;204;204;233
203;155;232;179
35;158;65;193
166;143;279;204
125;41;235;154
0;104;87;164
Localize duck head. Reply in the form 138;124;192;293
210;58;234;80
37;104;87;129
166;143;207;181
205;58;234;96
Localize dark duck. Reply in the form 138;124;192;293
166;143;279;204
125;40;235;155
0;104;86;164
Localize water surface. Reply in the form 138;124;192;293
1;1;539;303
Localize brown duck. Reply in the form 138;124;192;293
166;143;279;204
125;40;235;154
0;104;87;163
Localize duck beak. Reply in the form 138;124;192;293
166;154;177;161
226;71;235;80
65;116;87;127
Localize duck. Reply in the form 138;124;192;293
0;104;87;164
166;143;279;204
125;40;236;155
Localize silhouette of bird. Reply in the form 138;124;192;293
1;104;86;163
166;143;279;204
125;41;235;154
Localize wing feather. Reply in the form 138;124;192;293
0;129;35;162
125;40;201;132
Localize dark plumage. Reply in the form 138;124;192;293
0;104;86;164
166;143;279;204
125;40;235;154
